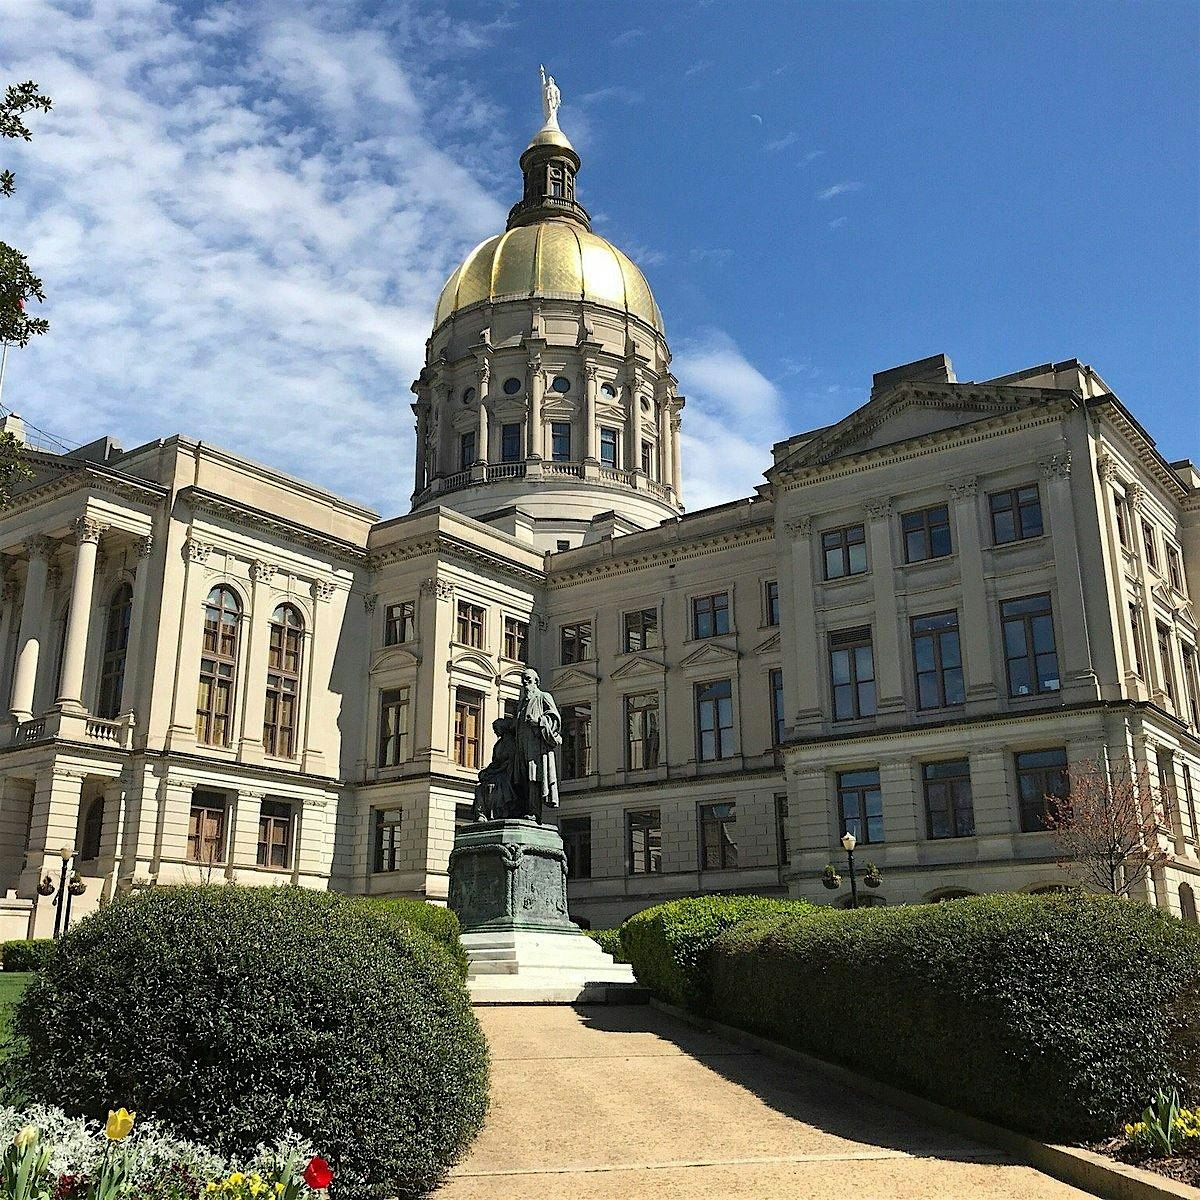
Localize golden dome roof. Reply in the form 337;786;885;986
434;220;665;334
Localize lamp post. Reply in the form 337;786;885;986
62;871;86;935
841;831;859;910
52;846;74;938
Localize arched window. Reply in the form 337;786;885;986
197;586;241;746
1181;883;1198;924
264;604;304;758
80;797;104;860
97;583;133;718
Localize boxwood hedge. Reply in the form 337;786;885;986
707;893;1200;1141
12;885;489;1199
584;928;629;963
352;896;468;977
0;939;55;972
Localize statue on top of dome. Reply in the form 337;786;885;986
539;65;561;129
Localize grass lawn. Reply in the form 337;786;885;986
0;972;31;1057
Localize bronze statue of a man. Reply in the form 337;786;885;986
512;668;562;821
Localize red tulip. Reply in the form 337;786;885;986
303;1156;334;1190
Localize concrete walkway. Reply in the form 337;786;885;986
440;1004;1096;1200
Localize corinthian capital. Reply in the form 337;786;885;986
72;515;106;544
184;538;212;564
1039;452;1072;479
23;535;54;561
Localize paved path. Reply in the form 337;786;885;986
440;1004;1095;1200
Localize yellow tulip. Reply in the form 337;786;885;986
105;1108;136;1141
229;1173;244;1186
12;1125;38;1150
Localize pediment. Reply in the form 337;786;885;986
610;654;666;681
549;666;599;692
679;641;740;669
370;645;419;675
597;403;624;422
448;649;497;680
754;632;781;655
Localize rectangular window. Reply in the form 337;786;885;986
1181;644;1200;728
196;658;235;746
454;689;484;769
822;523;868;579
187;792;227;864
699;801;738;870
770;668;786;746
503;616;528;662
624;692;660;770
640;440;653;477
560;621;592;664
373;808;403;872
561;816;592;879
911;610;965;709
696;678;734;761
775;794;790;865
627;808;662;874
459;430;476;471
1130;604;1146;677
501;422;522;463
923;760;975;839
829;627;876;720
1000;594;1060;696
624;607;659;652
1114;492;1130;548
256;800;293;870
989;484;1043;544
1142;521;1159;570
1167;545;1185;594
377;687;410;767
1158;623;1177;703
551;421;572;462
561;703;593;780
1158;750;1179;827
384;601;414;646
902;504;952;563
764;580;780;626
456;601;485;648
692;592;731;638
1015;748;1069;832
1185;766;1198;843
599;427;619;469
838;768;883;844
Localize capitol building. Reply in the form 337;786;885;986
1;83;1197;936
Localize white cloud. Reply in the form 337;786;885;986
762;131;799;153
611;28;645;47
828;216;847;230
817;181;863;200
684;59;712;78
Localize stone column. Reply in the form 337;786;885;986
57;515;106;711
10;536;53;724
414;576;454;766
526;356;543;460
237;559;275;760
1127;482;1166;700
413;402;429;493
101;778;127;900
475;364;490;464
583;365;599;461
950;477;997;702
231;789;263;878
1094;456;1138;693
658;391;673;487
624;371;641;472
865;498;904;714
165;537;212;744
670;413;683;498
19;766;84;897
119;536;155;717
784;517;822;732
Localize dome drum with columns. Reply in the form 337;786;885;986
411;71;684;551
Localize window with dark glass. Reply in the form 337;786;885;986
764;580;780;626
503;616;528;662
1142;521;1159;570
1181;644;1199;728
822;524;867;579
373;808;402;872
561;703;593;780
1158;623;1177;703
96;583;132;719
692;592;730;638
1016;748;1069;832
829;627;876;720
377;687;410;767
599;427;619;469
775;794;790;865
923;760;975;839
187;791;227;863
501;422;522;462
454;688;484;768
560;621;592;664
1167;545;1185;594
459;431;476;471
911;611;964;709
561;816;592;879
901;505;952;563
551;422;571;461
625;692;660;770
1130;603;1146;677
1114;492;1129;548
502;377;522;395
640;441;653;476
624;608;659;652
456;601;485;648
197;586;240;746
696;678;734;761
627;808;662;874
1181;883;1198;925
80;797;104;860
384;601;414;646
264;604;304;758
1000;594;1059;696
989;484;1043;544
770;668;785;746
838;768;883;844
699;801;738;870
256;800;293;869
551;375;571;393
1184;766;1198;843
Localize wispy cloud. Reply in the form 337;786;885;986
689;247;732;265
685;59;712;78
750;113;763;125
817;181;863;200
762;131;799;153
577;86;643;106
802;149;824;164
611;27;645;46
828;216;848;230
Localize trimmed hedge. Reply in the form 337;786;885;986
353;896;468;977
621;896;814;1008
585;928;629;963
708;893;1200;1142
12;885;488;1200
0;939;55;972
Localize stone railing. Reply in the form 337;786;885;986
416;459;675;506
15;718;45;744
85;716;125;744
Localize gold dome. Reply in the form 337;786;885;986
434;221;665;334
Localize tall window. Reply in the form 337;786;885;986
264;604;304;758
197;586;241;746
1167;545;1185;593
627;809;661;874
503;616;529;662
989;484;1043;544
923;760;975;839
770;668;785;746
560;621;592;664
501;423;522;462
256;800;293;869
902;505;952;563
599;427;619;469
561;703;593;779
624;608;659;652
822;524;867;579
829;627;876;720
459;431;476;471
1184;766;1198;843
640;441;653;477
378;687;410;767
1015;748;1069;832
551;422;572;462
80;797;104;860
384;601;414;646
1181;884;1198;925
1114;492;1130;548
1158;623;1177;703
561;816;592;879
1181;644;1200;728
96;583;132;718
699;801;737;870
838;768;883;844
775;794;790;866
696;678;734;761
911;611;964;709
456;601;485;648
1141;521;1159;570
1000;594;1059;696
187;791;227;863
1129;604;1146;677
625;692;660;770
764;580;780;626
454;689;484;768
692;592;730;638
373;808;402;872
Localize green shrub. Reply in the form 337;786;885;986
12;885;489;1200
707;893;1200;1142
621;895;813;1008
353;896;468;977
0;940;55;972
584;928;628;963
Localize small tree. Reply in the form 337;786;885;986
1048;756;1170;897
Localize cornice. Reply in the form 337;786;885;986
2;462;168;520
1094;401;1192;505
371;530;546;588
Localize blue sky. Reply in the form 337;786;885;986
3;0;1196;513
